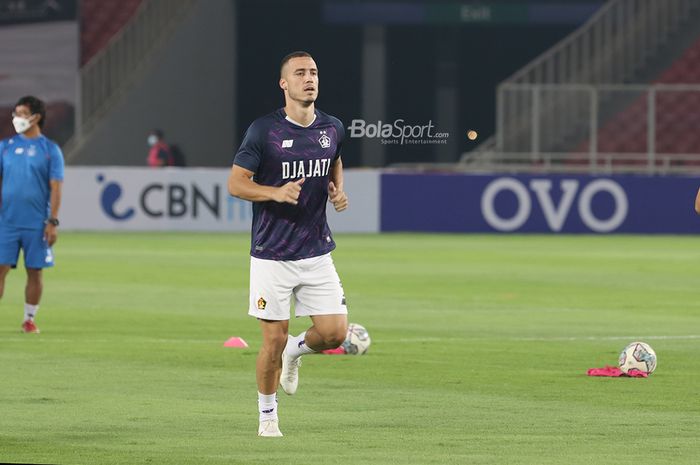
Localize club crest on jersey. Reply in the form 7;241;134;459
318;130;331;149
257;297;267;311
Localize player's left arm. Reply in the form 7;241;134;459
44;179;62;246
695;187;700;214
328;156;348;212
45;143;64;246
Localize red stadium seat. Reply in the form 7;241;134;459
574;34;700;161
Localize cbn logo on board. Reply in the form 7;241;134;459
480;177;629;233
96;174;251;222
97;174;135;220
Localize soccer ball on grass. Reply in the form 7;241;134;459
341;323;371;355
618;341;657;375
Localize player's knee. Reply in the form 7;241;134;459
263;332;288;354
270;333;288;348
26;268;42;283
322;329;347;349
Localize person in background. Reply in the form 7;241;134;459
0;95;64;334
146;129;174;167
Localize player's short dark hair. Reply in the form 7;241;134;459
280;51;313;75
15;95;46;128
151;129;164;139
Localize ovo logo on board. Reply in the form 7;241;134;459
480;178;629;233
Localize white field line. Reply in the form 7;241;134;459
513;335;700;342
3;335;699;345
0;338;223;344
391;335;700;343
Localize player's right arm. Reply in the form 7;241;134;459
695;187;700;214
230;119;306;205
228;165;305;205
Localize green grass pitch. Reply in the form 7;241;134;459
1;233;699;464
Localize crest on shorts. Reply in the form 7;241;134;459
257;297;267;310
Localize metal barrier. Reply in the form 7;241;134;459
466;0;700;173
506;0;696;86
70;0;196;154
485;83;700;173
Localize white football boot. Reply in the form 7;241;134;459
258;419;283;437
280;347;301;395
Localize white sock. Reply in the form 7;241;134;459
258;392;278;422
24;303;39;322
286;331;316;359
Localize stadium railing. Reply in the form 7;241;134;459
66;0;196;158
460;83;700;175
466;0;700;169
504;0;694;86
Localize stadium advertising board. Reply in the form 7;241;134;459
381;173;700;234
62;167;380;232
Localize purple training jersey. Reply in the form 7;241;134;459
233;108;345;261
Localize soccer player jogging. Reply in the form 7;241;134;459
228;51;349;437
0;96;64;334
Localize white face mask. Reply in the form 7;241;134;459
147;135;158;146
12;116;32;134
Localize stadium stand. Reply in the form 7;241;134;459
63;0;198;164
583;36;700;157
0;0;143;143
0;0;150;144
0;15;79;144
462;0;700;173
80;0;144;65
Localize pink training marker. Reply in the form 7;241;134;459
223;337;249;348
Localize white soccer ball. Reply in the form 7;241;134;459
618;341;657;375
342;323;371;355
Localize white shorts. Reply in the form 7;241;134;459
248;253;348;321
